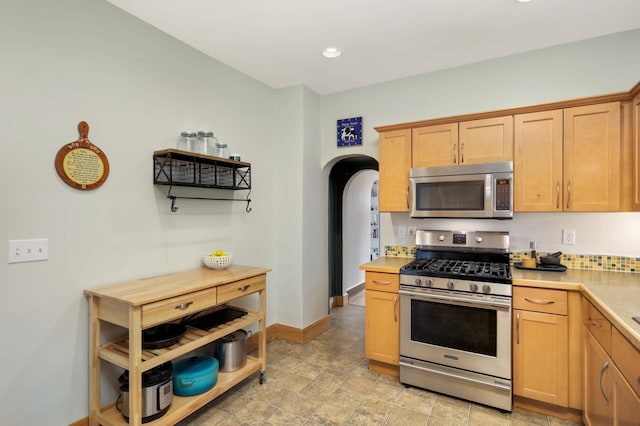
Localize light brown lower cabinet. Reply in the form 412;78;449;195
364;272;399;368
513;308;569;406
584;327;640;426
583;298;640;426
513;287;569;406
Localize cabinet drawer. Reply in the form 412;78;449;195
612;327;640;398
217;275;265;304
365;272;399;293
513;287;567;315
582;298;612;354
142;287;217;328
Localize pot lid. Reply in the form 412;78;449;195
216;329;247;344
174;356;218;379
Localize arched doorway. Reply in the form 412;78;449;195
328;155;378;303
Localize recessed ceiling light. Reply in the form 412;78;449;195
322;47;342;58
516;0;533;2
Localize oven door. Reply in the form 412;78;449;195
399;287;511;379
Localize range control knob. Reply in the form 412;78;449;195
475;235;484;243
438;234;446;242
426;278;434;287
447;281;455;290
482;284;491;294
470;283;478;292
415;278;422;286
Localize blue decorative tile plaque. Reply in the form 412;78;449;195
337;116;362;147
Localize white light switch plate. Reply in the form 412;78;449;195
397;226;407;238
562;229;576;245
8;239;49;263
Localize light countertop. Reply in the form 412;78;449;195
361;257;640;350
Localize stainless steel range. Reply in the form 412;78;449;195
399;229;512;411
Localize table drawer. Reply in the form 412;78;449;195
217;275;265;304
513;287;567;315
582;298;612;354
613;327;640;398
142;287;217;328
365;272;399;293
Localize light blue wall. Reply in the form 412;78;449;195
320;29;640;257
0;0;283;423
2;1;639;423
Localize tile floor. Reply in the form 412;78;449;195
179;303;583;425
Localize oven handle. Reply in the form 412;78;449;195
399;290;511;309
399;360;511;393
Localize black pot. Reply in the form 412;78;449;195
539;251;562;266
142;323;186;349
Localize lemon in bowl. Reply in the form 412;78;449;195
203;250;233;269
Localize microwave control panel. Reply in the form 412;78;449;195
495;179;511;211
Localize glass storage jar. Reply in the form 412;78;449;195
177;131;197;152
214;142;229;159
201;132;218;156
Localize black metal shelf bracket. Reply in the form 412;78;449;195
154;149;253;213
167;191;252;213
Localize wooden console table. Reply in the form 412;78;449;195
84;264;270;425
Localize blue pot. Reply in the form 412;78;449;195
173;356;218;396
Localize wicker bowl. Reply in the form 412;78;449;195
203;253;233;269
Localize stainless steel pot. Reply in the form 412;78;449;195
214;329;249;372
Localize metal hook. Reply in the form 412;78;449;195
245;190;252;213
168;195;179;212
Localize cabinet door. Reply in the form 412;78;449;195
513;309;568;406
459;116;514;165
514;110;563;212
584;327;613;426
612;363;640;426
412;123;459;167
365;290;399;365
378;129;411;212
564;102;621;211
633;94;640;211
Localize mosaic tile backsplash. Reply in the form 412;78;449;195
384;246;639;274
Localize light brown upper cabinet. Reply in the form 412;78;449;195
633;93;640;210
412;116;513;168
412;123;458;168
514;110;564;211
458;116;514;165
378;129;411;212
564;102;621;211
516;102;625;212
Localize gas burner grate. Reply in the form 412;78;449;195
402;258;511;280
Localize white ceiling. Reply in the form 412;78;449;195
105;0;640;95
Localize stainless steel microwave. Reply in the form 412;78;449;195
409;161;513;219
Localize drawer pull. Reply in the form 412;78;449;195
524;297;554;305
238;285;250;291
599;360;610;405
372;280;392;285
394;297;398;322
175;302;194;310
588;318;603;329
